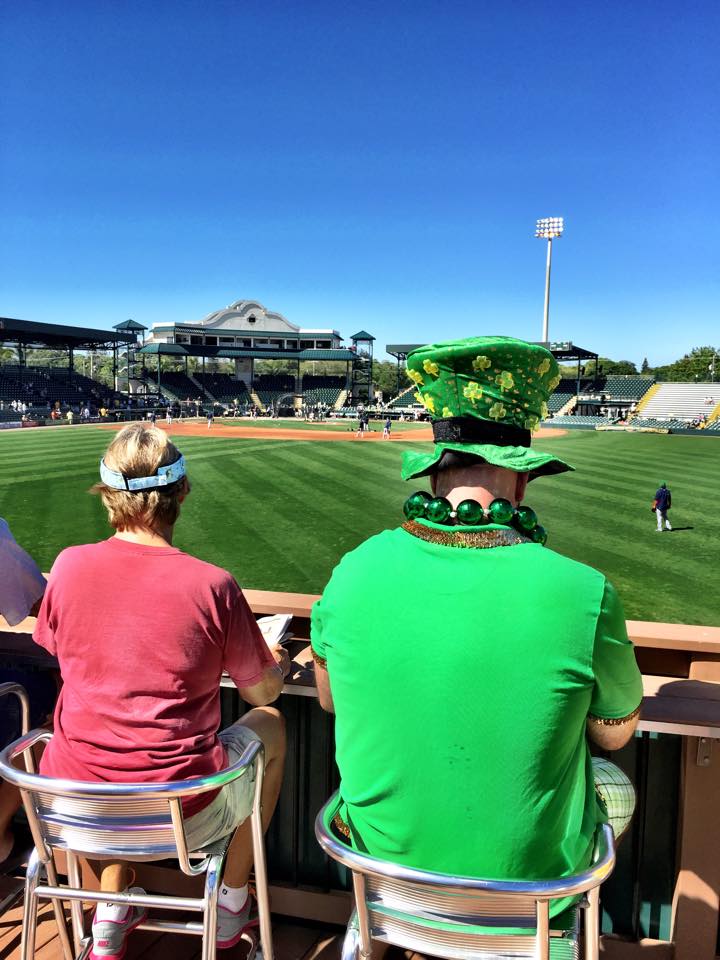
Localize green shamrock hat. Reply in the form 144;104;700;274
401;335;573;481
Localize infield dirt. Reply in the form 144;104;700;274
96;421;566;442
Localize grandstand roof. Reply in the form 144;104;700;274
542;341;598;361
386;344;421;359
113;319;147;331
0;317;135;348
137;343;357;361
387;340;599;362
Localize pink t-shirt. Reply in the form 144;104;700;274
34;537;276;812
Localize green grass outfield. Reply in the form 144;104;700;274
1;425;717;625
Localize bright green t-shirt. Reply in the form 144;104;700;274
311;521;642;907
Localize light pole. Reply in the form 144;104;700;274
535;217;564;342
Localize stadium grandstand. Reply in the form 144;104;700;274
138;300;373;413
0;317;137;420
0;302;381;420
547;376;720;432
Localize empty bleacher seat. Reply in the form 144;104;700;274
635;382;720;421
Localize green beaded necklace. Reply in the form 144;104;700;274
403;490;547;545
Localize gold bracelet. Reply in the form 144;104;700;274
311;648;327;669
588;705;641;726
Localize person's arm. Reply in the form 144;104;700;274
223;582;290;705
587;709;640;751
310;597;335;713
238;656;287;706
313;652;335;713
0;519;47;627
587;580;643;752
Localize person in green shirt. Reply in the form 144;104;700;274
311;336;642;912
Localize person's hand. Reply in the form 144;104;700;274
271;645;292;679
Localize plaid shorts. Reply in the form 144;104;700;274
592;757;636;838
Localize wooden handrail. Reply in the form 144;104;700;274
2;589;719;653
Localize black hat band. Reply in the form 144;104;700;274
432;417;532;448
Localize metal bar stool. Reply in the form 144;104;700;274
0;725;274;960
315;791;616;960
0;681;31;918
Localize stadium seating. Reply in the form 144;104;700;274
253;375;296;410
599;375;655;401
193;372;250;404
154;371;202;402
547;415;606;427
389;385;422;408
547;392;574;414
634;382;720;421
0;364;124;407
301;375;344;407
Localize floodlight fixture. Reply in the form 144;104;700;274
535;216;564;239
535;216;565;341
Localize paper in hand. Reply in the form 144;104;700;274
257;613;293;648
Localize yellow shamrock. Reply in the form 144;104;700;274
422;359;440;377
540;401;549;419
472;355;492;372
495;370;514;391
536;358;551;376
548;374;561;391
463;381;483;402
414;392;424;404
407;368;424;386
442;406;453;417
489;402;506;420
423;394;436;413
524;415;540;432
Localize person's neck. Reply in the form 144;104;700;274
115;523;175;548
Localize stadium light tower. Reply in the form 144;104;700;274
535;216;564;342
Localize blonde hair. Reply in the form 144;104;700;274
93;424;190;531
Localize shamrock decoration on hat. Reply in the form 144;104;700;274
401;335;574;481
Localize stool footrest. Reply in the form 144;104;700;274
34;884;205;912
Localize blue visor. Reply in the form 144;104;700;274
99;455;186;492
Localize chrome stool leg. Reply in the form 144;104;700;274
201;853;222;960
250;749;273;960
65;850;86;954
46;855;75;960
341;910;362;960
20;848;41;960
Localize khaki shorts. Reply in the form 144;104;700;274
184;722;261;851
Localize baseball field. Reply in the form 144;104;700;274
1;422;717;625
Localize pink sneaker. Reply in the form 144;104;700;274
216;893;259;950
90;887;147;959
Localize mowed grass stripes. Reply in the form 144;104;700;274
1;425;718;625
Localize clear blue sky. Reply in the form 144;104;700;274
2;0;718;365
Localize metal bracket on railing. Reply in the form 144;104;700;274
696;737;712;767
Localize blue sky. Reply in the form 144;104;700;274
1;0;718;365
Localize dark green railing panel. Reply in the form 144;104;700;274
598;732;679;941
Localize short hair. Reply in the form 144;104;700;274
92;424;189;531
432;450;488;475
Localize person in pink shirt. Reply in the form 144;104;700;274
34;424;288;957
